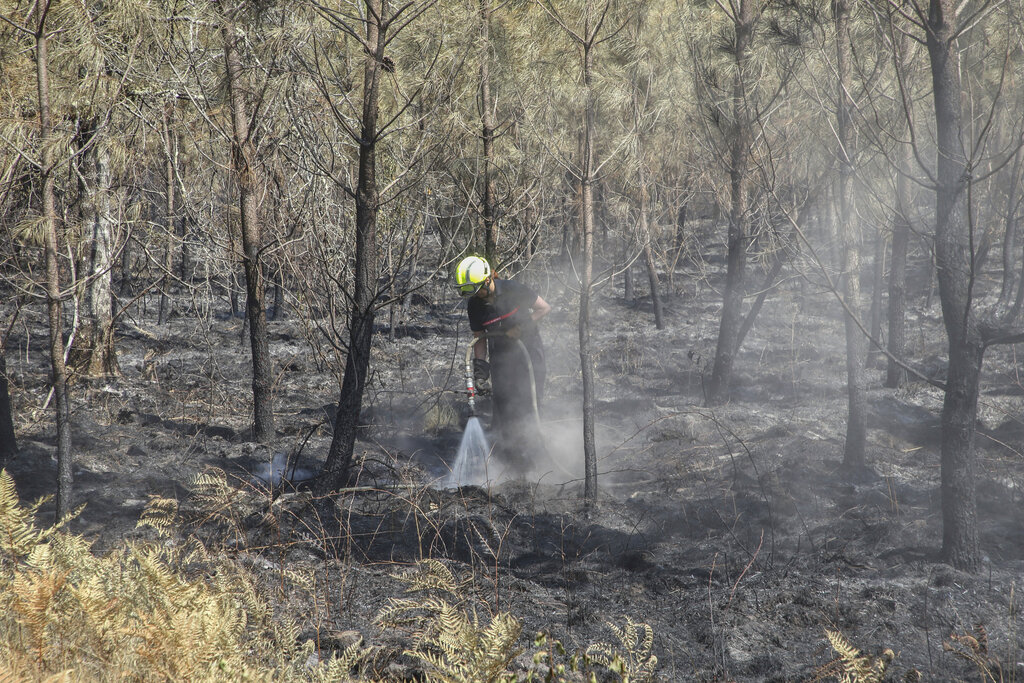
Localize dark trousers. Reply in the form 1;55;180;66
490;337;545;468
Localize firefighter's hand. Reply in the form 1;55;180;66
505;324;522;339
473;358;490;385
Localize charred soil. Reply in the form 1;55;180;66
3;255;1024;681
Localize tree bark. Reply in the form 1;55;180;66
80;118;119;377
927;0;979;571
707;0;754;404
320;0;385;492
223;20;274;443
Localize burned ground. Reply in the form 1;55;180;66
2;250;1023;681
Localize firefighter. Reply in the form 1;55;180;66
455;256;551;470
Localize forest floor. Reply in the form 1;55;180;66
3;243;1024;681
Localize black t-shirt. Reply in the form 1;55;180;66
467;279;540;346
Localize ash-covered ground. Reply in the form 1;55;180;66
3;248;1024;681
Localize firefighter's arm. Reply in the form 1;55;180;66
471;331;490;386
531;295;552;322
473;331;487;360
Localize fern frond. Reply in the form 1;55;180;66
821;629;895;683
586;617;658;682
398;557;462;594
189;469;236;509
0;470;49;560
382;560;522;683
136;496;179;537
944;624;1001;683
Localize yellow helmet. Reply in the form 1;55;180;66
454;256;491;296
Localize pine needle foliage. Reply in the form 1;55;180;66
811;629;895;683
0;469;369;682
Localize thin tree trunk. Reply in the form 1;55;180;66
675;203;687;252
36;8;73;518
638;163;663;329
668;202;686;293
399;222;424;328
707;0;754;404
320;0;385;492
119;232;133;296
886;24;913;388
623;235;634;302
1011;245;1024;322
223;20;274;443
836;0;866;472
735;222;796;349
998;147;1023;305
272;267;284;320
480;0;497;262
159;101;176;326
580;35;598;504
0;351;16;460
868;229;885;363
927;0;979;571
886;140;912;388
642;242;663;328
387;241;397;342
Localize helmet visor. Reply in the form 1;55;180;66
459;281;483;297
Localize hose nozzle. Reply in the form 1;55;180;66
465;351;476;417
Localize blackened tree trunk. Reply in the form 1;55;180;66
707;0;754;404
35;3;73;518
886;21;913;388
638;165;663;329
675;203;687;252
320;0;385;492
835;0;866;472
579;33;598;504
668;201;686;293
159;100;177;326
927;0;979;571
623;235;634;302
0;351;16;460
886;139;912;388
998;147;1023;306
867;230;885;362
540;0;611;503
223;20;274;443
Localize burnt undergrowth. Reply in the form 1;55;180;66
2;259;1023;681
